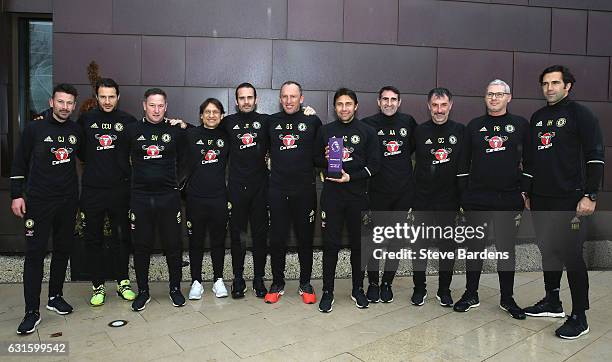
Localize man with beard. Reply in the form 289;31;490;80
11;83;82;334
411;88;463;308
523;65;604;339
77;78;137;306
362;86;417;303
221;83;272;298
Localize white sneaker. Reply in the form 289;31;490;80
212;278;228;298
189;280;204;300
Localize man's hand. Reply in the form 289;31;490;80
521;192;530;210
303;106;316;116
11;198;26;218
324;145;329;160
576;196;596;216
168;118;187;129
326;169;350;183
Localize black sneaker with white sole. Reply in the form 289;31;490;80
231;276;247;299
453;292;480;312
411;288;427;306
131;290;151;311
500;298;526;320
169;287;186;307
555;314;589;339
318;290;334;313
351;288;369;309
17;311;41;335
366;283;380;303
380;282;394;303
46;295;73;315
436;291;454;307
252;278;267;298
524;296;565;318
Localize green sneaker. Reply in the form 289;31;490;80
117;280;136;301
90;284;106;306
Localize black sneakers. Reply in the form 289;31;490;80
453;292;480;312
318;290;335;313
524;296;565;318
555;314;590;339
169;287;186;307
380;282;394;303
366;283;380;303
46;295;73;315
231;276;247;299
351;288;370;309
436;290;454;307
500;298;526;320
411;288;427;306
252;278;267;298
131;290;151;311
17;310;41;335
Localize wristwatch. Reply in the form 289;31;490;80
584;193;597;202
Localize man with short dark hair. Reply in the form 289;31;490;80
77;78;138;306
362;86;417;303
127;88;187;311
316;88;380;312
11;83;82;334
265;81;322;304
411;88;463;308
222;83;271;299
523;65;604;339
455;79;529;319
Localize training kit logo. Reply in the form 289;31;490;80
485;135;507;153
431;148;451;164
342;147;354;161
95;134;117;150
143;144;164;159
25;219;35;237
238;133;257;149
538;132;555;150
279;134;299;150
50;147;73;165
383;140;402;156
201;149;220;164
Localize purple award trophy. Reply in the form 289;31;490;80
328;137;343;179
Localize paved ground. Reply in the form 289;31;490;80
0;271;610;361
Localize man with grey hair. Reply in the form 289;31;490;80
454;79;530;319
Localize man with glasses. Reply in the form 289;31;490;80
454;79;530;319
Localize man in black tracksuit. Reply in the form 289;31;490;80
523;65;604;339
362;85;417;304
411;88;463;308
455;79;530;319
11;84;81;334
184;98;230;300
265;81;322;304
316;88;380;313
77;78;137;306
127;88;187;311
221;83;270;298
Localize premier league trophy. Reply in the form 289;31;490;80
328;137;343;179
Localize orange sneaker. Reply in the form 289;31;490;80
264;284;284;304
299;283;317;304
